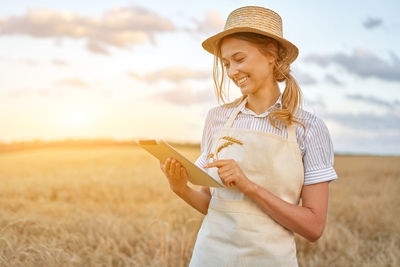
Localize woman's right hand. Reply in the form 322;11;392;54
160;157;189;193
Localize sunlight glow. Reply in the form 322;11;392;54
63;110;90;127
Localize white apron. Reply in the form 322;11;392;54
189;97;304;267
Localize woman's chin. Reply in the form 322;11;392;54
239;87;251;95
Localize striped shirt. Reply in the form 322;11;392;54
195;95;338;186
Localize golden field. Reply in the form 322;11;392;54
0;146;399;267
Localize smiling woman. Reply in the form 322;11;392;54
158;5;338;267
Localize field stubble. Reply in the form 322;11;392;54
0;147;399;266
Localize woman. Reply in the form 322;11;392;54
161;6;337;266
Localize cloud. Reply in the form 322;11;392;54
52;59;67;66
55;78;90;88
324;74;344;86
330;125;400;155
324;111;400;131
0;6;175;54
303;54;330;67
303;96;326;110
363;17;383;29
127;72;142;80
346;94;400;109
24;59;39;66
292;69;317;85
7;88;50;97
192;11;224;33
87;41;110;55
323;109;400;154
129;66;211;83
2;58;40;66
304;49;400;82
151;85;214;105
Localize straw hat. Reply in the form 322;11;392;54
202;6;299;63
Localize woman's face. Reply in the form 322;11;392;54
220;37;275;96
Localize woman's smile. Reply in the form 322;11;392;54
237;76;249;86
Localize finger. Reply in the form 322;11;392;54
165;158;171;173
221;175;232;187
219;173;236;186
218;163;236;173
219;168;236;179
175;162;181;177
180;166;188;179
160;162;166;173
204;159;230;168
223;175;236;187
170;159;177;175
227;179;235;187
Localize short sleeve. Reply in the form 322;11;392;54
194;110;213;172
303;117;338;185
194;153;207;172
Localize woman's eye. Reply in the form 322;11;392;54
236;58;244;62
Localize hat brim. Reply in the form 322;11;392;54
202;27;299;64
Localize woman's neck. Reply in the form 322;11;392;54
245;84;281;115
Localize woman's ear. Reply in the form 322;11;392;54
266;42;278;64
263;51;276;65
268;53;277;64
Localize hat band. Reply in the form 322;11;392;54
224;9;283;37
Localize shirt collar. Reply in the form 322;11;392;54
240;94;282;118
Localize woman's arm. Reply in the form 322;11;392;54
205;159;329;242
161;158;211;215
245;181;329;242
174;186;211;215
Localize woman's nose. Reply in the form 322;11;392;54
227;65;239;78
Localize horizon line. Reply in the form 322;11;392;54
0;138;398;157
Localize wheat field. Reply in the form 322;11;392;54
0;146;399;267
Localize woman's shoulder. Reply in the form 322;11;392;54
295;107;325;125
204;105;234;126
207;104;234;117
295;107;332;137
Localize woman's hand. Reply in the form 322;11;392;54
204;159;253;193
160;157;188;193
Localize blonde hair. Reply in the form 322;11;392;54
213;32;305;132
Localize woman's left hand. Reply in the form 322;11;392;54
204;159;253;193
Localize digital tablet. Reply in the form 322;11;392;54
137;139;223;187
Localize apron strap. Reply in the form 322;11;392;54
287;123;297;142
212;97;298;151
223;97;248;128
210;97;248;154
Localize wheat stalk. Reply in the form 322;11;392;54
215;141;234;160
208;137;244;161
221;136;243;145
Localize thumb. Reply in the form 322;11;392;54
181;166;188;178
160;162;166;173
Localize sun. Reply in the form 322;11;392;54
64;110;90;127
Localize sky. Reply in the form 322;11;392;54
0;0;399;155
